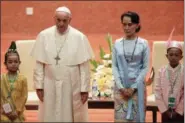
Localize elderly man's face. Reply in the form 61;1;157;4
54;12;71;34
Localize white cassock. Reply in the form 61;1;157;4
30;25;94;122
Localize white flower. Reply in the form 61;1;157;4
96;65;104;71
104;89;112;97
95;71;102;76
103;54;110;59
100;91;105;97
102;60;109;66
108;60;112;64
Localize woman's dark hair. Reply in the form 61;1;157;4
121;11;141;32
4;41;21;65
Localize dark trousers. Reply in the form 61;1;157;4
162;112;184;123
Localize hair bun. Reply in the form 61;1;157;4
8;41;17;51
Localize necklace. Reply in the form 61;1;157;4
167;65;181;94
123;37;138;63
54;28;69;65
7;73;18;98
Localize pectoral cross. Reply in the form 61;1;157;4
55;55;61;65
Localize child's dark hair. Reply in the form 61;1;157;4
167;48;183;55
4;41;21;64
121;11;141;32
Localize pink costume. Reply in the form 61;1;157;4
155;27;184;116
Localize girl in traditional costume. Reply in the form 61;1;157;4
1;41;28;122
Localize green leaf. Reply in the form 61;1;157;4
99;46;106;59
90;59;98;70
105;33;113;53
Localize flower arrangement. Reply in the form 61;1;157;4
90;33;114;99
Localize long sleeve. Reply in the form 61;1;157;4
133;41;150;88
33;61;45;89
16;77;28;113
112;46;124;89
154;70;168;113
175;82;184;115
79;61;91;92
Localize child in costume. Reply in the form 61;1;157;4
155;28;184;123
1;41;28;122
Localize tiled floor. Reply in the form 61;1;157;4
24;109;162;122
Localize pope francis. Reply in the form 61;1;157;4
30;6;94;122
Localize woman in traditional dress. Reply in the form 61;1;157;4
112;11;150;122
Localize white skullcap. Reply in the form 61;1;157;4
166;40;183;51
55;6;71;16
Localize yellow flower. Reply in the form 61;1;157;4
97;77;106;91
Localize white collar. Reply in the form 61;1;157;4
167;63;181;72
